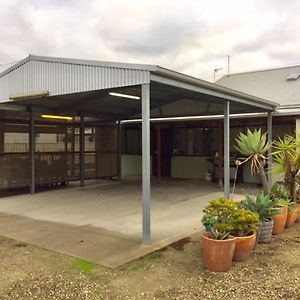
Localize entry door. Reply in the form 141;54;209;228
95;125;118;178
152;127;173;177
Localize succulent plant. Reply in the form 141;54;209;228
240;193;279;221
235;129;271;194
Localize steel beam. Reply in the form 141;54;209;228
142;83;151;244
267;112;273;190
29;107;36;194
224;101;230;198
80;113;85;187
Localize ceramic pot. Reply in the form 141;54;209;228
201;231;236;272
233;233;256;262
258;220;273;244
295;203;300;223
272;206;288;235
285;206;298;228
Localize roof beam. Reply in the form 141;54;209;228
150;74;276;112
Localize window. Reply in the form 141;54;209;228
173;126;219;156
122;129;142;155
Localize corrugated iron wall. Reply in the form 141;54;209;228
0;59;150;102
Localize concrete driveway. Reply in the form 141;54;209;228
0;178;244;267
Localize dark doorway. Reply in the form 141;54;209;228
152;126;173;177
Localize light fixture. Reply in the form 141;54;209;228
41;114;73;120
10;91;49;100
108;92;140;100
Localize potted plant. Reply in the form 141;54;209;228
224;209;259;262
201;198;238;272
240;193;278;244
235;129;271;195
269;183;288;235
285;199;298;228
201;229;236;272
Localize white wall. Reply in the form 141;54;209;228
121;155;152;177
171;156;210;179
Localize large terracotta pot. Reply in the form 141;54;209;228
201;231;236;272
285;206;298;228
233;233;256;262
272;206;288;235
296;203;300;223
258;220;273;244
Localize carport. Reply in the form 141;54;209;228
0;55;278;244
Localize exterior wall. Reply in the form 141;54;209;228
121;155;152;177
171;156;210;179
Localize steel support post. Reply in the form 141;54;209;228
224;101;230;199
142;83;151;244
117;121;122;180
29;107;35;194
267;112;273;190
80;113;85;187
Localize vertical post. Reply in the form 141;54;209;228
224;101;230;198
29;107;35;194
118;121;122;179
142;83;151;244
156;125;161;179
267;112;273;190
218;121;223;188
80;113;85;187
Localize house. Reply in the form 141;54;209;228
216;64;300;134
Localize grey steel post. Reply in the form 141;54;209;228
117;121;122;179
29;107;35;194
142;83;151;244
267;112;273;190
224;101;230;198
80;113;85;187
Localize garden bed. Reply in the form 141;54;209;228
0;223;299;299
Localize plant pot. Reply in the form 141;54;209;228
296;203;300;223
258;220;273;244
233;233;256;262
272;206;288;235
285;206;298;228
201;231;236;272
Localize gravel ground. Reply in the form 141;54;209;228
0;223;299;300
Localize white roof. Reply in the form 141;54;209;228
216;64;300;107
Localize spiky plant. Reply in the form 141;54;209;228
273;134;300;201
235;129;271;194
240;193;279;221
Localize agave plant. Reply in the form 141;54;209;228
235;129;271;194
240;193;279;221
272;134;300;201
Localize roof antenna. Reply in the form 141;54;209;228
227;54;230;75
213;68;222;83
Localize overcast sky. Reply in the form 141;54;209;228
0;0;300;81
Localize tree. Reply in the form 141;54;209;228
272;134;300;201
235;129;271;194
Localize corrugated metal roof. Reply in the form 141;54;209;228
0;55;152;101
216;64;300;106
0;54;278;120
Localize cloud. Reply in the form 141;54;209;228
0;0;300;82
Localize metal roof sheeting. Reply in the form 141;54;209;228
216;65;300;107
0;55;150;102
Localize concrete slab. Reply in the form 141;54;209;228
0;178;246;267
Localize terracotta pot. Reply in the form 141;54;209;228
285;206;298;228
296;203;300;223
272;206;288;235
258;220;273;244
201;231;236;272
233;233;256;262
